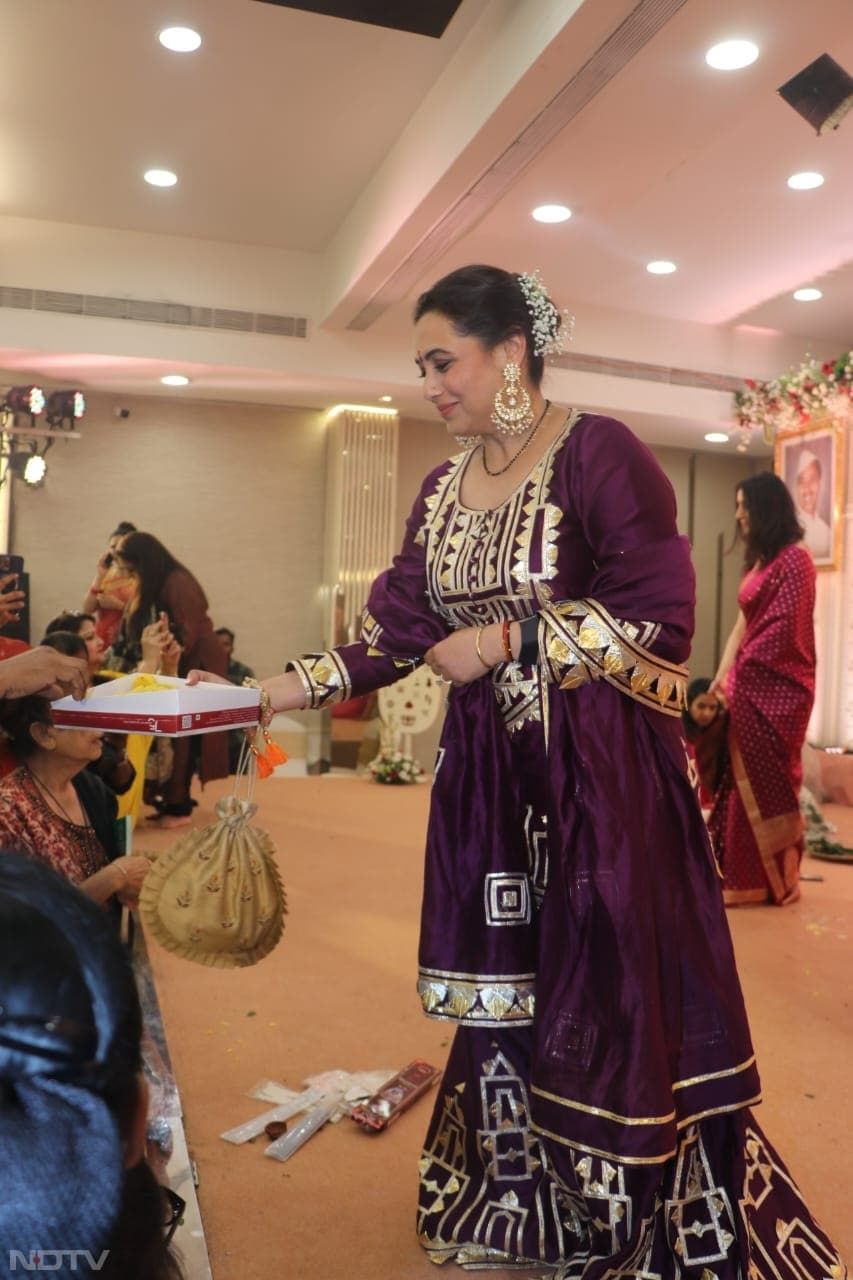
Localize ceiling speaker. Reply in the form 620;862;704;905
778;53;853;134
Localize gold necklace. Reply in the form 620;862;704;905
481;400;551;477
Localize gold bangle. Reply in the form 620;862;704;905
114;858;129;883
474;627;493;670
243;677;273;727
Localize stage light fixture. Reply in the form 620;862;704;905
46;389;86;428
7;448;48;487
22;453;47;486
3;386;46;419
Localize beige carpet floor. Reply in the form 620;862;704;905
139;776;853;1279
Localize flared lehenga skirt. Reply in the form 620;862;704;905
417;1026;845;1280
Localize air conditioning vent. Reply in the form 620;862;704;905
33;290;84;315
256;313;308;338
0;285;308;340
552;351;743;393
84;295;131;320
212;308;254;332
0;287;34;310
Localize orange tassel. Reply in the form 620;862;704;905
248;728;288;780
263;740;288;768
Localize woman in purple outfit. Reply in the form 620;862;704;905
191;266;844;1277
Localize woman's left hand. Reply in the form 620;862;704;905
425;625;498;686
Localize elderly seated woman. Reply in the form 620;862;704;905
0;694;149;909
34;616;182;828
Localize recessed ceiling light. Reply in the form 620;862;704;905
705;432;730;443
793;287;822;301
158;26;202;53
646;260;677;274
787;171;824;190
161;374;190;386
532;204;572;224
379;395;393;402
144;168;178;188
705;40;759;71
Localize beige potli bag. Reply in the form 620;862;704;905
139;745;286;968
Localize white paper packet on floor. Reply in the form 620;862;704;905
219;1086;325;1144
303;1068;397;1122
247;1079;303;1105
264;1093;345;1162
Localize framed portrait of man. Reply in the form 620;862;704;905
774;423;844;569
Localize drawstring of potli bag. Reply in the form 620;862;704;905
241;679;288;780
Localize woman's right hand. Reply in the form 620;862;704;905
185;669;307;712
113;855;151;905
140;618;167;668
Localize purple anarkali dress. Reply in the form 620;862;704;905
287;413;845;1278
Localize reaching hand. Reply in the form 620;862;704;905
185;669;234;687
114;854;151;906
0;647;89;701
140;618;168;669
0;575;25;629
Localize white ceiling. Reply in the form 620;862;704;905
0;0;851;453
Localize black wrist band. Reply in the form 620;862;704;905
518;614;539;665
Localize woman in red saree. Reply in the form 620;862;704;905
709;472;816;905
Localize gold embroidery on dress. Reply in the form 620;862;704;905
412;411;589;738
539;599;687;717
492;665;544;736
742;1124;846;1280
665;1126;737;1265
285;650;353;709
419;1048;575;1267
417;969;536;1026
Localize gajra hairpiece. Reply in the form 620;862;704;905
516;270;574;357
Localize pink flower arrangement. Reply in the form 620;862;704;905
734;351;853;442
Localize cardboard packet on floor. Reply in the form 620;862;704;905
350;1060;441;1132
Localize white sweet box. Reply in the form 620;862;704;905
51;675;261;737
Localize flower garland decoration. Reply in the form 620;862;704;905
733;350;853;444
368;749;422;785
516;270;574;357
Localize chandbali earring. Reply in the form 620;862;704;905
491;361;533;436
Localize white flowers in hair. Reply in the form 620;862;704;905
516;270;574;357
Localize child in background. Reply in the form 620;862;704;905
682;676;727;812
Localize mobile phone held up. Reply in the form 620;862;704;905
0;555;24;592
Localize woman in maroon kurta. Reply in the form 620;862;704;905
710;474;816;905
191;267;844;1276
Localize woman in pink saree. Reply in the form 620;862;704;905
710;472;816;905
